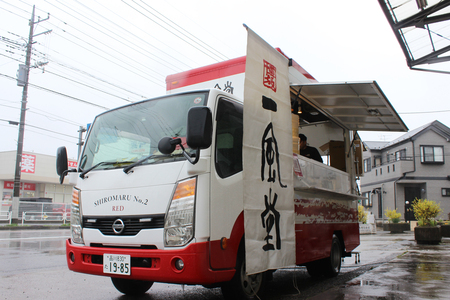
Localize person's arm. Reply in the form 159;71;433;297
313;148;323;163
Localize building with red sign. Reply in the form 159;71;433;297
0;151;76;211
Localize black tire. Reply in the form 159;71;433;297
221;250;266;300
111;277;153;296
324;235;342;277
306;260;324;278
306;235;342;278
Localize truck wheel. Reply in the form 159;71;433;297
221;251;266;300
324;235;342;277
111;277;153;296
306;260;324;278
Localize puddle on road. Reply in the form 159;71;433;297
415;262;445;282
336;247;450;299
2;239;66;255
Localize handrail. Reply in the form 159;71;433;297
21;211;70;225
0;211;12;224
370;156;414;168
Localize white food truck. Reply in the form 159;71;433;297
57;29;407;299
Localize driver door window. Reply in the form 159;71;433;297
215;98;243;178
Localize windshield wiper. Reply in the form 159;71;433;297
123;154;170;174
80;161;133;179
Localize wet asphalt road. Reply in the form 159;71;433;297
0;227;449;300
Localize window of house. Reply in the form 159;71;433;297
420;145;444;164
442;188;450;197
395;149;406;161
380;168;382;175
374;156;381;167
363;158;371;173
367;192;373;207
361;192;373;207
393;164;395;172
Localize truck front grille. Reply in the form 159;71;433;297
83;214;165;236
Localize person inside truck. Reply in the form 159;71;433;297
299;134;323;163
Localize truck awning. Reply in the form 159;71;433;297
290;81;408;132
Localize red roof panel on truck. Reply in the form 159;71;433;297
166;56;246;92
165;48;317;92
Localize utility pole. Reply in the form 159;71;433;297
77;126;87;159
12;6;50;220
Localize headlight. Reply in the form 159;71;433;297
164;177;196;246
70;188;84;244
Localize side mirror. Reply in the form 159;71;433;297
158;137;178;154
187;106;212;149
56;147;68;184
157;107;212;165
56;146;68;176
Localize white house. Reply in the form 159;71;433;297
360;120;450;222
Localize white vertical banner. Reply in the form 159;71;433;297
243;27;295;275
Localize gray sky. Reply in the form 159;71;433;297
1;0;450;160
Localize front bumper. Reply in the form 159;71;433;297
65;239;235;285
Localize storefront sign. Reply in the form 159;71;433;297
68;161;78;168
3;181;36;191
21;154;36;173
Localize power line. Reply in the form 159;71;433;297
48;59;148;99
2;49;146;107
0;1;28;19
122;0;225;63
2;68;450;117
0;72;109;110
28;80;110;110
0;101;82;127
28;105;82;126
42;1;166;84
3;0;230;101
3;0;232;92
2;38;149;100
50;30;164;87
25;122;78;139
40;68;135;103
8;1;166;88
138;0;229;61
3;1;154;98
67;0;189;72
159;0;238;58
25;127;77;144
10;0;232;69
91;0;195;69
0;118;79;139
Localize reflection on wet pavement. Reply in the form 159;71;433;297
315;238;450;300
0;229;68;254
0;229;70;276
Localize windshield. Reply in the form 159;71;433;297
79;92;208;171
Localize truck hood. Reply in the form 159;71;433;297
76;161;185;216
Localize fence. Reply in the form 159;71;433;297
21;211;70;225
18;202;71;225
359;212;377;234
0;211;12;224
